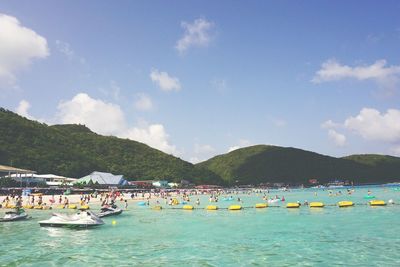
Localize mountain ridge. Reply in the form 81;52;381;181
2;108;400;185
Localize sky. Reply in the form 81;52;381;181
1;0;400;163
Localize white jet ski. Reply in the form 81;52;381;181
39;210;104;228
97;205;123;218
0;209;29;222
267;198;281;204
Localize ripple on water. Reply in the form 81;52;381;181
1;187;400;266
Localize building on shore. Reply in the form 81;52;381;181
7;173;76;186
74;171;127;186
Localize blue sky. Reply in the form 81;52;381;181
1;1;400;162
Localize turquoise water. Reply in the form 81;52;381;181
1;186;400;266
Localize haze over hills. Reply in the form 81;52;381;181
1;108;400;186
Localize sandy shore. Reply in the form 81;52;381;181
0;192;166;208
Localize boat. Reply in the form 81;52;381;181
267;198;280;204
97;206;123;218
39;210;104;228
0;210;29;222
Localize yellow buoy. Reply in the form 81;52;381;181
68;204;77;209
206;205;218;210
228;205;242;210
183;205;194;210
152;205;163;210
255;203;268;208
112;220;117;225
286;202;300;208
338;201;354;207
309;202;324;208
34;205;43;210
369;200;386;206
80;205;90;210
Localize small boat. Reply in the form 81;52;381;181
97;206;123;218
267;198;280;204
39;211;104;228
0;210;29;222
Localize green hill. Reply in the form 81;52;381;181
2;108;400;186
0;108;221;184
197;145;400;185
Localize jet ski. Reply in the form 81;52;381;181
267;198;280;204
0;209;29;222
97;205;123;218
39;210;104;228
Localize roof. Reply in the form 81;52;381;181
0;164;36;174
75;171;127;185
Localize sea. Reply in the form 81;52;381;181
1;186;399;266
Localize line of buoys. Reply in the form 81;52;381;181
183;205;194;210
369;200;386;206
148;200;399;211
228;205;242;210
309;202;324;208
206;205;218;210
338;201;354;207
286;202;300;208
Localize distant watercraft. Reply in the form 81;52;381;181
97;206;123;218
0;210;29;222
39;211;104;228
267;199;280;204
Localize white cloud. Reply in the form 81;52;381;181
189;157;201;164
189;143;216;163
0;13;49;87
390;145;400;156
56;93;178;155
122;124;177;155
134;93;153;111
344;108;400;142
194;143;215;154
57;93;126;135
55;40;86;64
55;40;74;59
150;69;181;92
328;129;346;147
228;139;252;152
321;119;341;129
323;108;400;152
175;18;214;53
312;59;400;93
16;100;33;119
